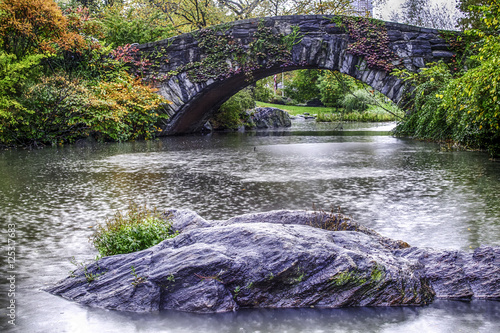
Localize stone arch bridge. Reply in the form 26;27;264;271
134;15;457;135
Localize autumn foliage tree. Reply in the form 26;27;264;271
0;0;86;58
0;0;171;147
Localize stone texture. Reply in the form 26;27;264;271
399;246;500;299
46;210;499;314
247;107;292;128
133;16;457;135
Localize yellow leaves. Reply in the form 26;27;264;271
485;17;499;29
435;94;444;99
0;0;94;58
430;77;434;82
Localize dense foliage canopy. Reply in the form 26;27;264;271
0;0;172;147
394;0;500;157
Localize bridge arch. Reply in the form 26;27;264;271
135;15;457;135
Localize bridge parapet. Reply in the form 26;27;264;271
135;15;457;135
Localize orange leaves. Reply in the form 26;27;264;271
7;73;170;145
87;73;170;141
0;0;88;57
63;5;105;40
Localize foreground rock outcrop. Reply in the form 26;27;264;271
45;210;499;313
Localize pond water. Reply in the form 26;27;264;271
1;120;499;332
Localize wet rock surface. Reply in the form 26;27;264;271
248;107;292;128
46;210;499;313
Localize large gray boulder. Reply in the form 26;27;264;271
248;107;292;128
45;210;499;313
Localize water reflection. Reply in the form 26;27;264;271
0;121;499;332
14;295;500;333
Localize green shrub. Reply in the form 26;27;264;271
317;71;357;107
392;3;500;157
0;52;44;124
90;203;178;256
0;73;169;146
254;79;273;102
210;88;255;130
341;89;372;112
2;74;93;146
283;69;321;103
316;110;398;122
100;0;175;47
392;61;455;142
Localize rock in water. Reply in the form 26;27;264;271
249;107;292;128
45;210;499;313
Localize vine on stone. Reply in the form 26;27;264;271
333;17;400;72
439;31;475;75
171;22;303;83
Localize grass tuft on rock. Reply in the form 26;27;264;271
90;203;178;256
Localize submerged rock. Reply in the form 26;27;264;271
45;210;499;313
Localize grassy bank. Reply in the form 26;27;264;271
255;101;335;116
255;102;402;122
316;105;400;122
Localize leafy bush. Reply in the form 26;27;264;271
0;52;44;119
88;73;170;141
100;0;175;47
341;89;372;112
283;69;321;103
254;79;273;102
1;73;169;146
90;203;178;257
0;0;75;57
316;108;398;122
392;2;500;157
441;33;500;155
393;62;455;142
210;88;255;130
317;71;357;107
0;0;174;147
50;5;105;74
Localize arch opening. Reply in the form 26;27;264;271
207;68;403;131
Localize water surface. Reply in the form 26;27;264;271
1;120;499;332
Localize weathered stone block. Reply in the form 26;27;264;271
416;33;436;40
387;30;403;42
412;57;426;68
232;28;250;38
432;50;455;58
247;107;292;128
431;44;451;51
403;32;420;40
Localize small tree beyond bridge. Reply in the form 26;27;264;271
134;15;457;135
